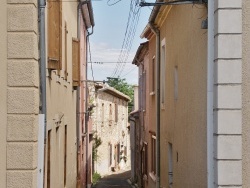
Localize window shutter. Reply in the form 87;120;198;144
72;38;80;88
48;0;62;70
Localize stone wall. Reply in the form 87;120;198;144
214;0;243;187
6;0;39;187
91;86;130;176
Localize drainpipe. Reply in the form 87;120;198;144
148;22;160;188
207;0;215;187
77;1;94;187
38;0;46;187
85;27;94;188
129;116;137;183
38;0;46;140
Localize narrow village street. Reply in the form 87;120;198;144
93;170;132;188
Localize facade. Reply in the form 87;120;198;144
0;0;40;187
131;42;156;188
0;0;94;188
89;83;131;176
132;0;250;188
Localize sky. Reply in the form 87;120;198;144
87;0;153;85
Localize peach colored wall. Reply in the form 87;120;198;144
158;5;207;188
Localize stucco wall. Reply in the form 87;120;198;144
0;1;7;187
44;1;78;188
242;0;250;186
6;0;40;187
91;88;130;176
159;5;207;188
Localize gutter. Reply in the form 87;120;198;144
148;22;160;188
147;2;161;187
207;0;214;187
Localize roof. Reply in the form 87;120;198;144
98;87;131;102
132;42;149;66
81;0;95;28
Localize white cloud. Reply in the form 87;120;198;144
88;42;138;85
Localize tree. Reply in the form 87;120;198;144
106;77;134;113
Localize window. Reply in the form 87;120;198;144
72;38;80;88
142;142;148;177
64;21;68;80
174;66;178;100
115;103;118;122
64;126;67;187
168;143;173;186
47;0;62;71
151;135;156;174
151;56;155;95
101;103;104;126
109;144;112;166
47;130;51;188
109;104;113;126
161;39;166;108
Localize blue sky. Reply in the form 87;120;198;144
88;0;152;85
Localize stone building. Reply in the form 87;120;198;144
89;83;131;176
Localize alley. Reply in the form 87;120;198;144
93;170;132;188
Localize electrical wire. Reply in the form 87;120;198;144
107;0;123;6
88;39;95;81
111;0;141;78
120;67;136;78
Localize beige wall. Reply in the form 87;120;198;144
0;1;7;187
159;5;207;188
45;1;78;188
243;0;250;186
5;0;40;187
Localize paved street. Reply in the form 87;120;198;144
93;170;132;188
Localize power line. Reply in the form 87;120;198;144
111;0;141;78
88;39;95;81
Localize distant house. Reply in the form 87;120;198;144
130;42;151;188
89;83;131;176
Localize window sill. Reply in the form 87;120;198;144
149;172;156;182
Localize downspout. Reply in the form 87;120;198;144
85;27;94;188
77;1;93;187
129;116;137;183
207;0;214;187
148;22;160;188
38;0;46;187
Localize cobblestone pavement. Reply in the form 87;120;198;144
92;170;132;188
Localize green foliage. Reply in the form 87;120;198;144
92;172;101;185
106;77;134;112
92;134;102;162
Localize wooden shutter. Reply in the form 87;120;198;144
47;0;62;70
72;38;80;87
